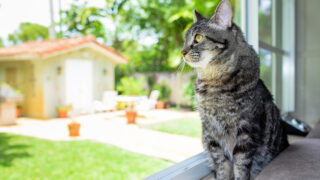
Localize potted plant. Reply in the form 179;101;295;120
125;102;137;124
116;76;147;124
153;82;172;109
68;121;81;136
57;105;71;118
12;88;23;117
16;104;22;117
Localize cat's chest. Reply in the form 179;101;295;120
201;109;237;160
195;85;249;135
195;88;245;116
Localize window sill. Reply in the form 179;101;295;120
144;152;211;180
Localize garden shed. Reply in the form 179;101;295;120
0;35;128;118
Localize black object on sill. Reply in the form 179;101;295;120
281;112;312;137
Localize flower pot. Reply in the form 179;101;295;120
68;122;81;137
156;101;166;109
16;107;22;117
126;111;137;124
58;110;68;118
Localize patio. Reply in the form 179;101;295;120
0;109;203;163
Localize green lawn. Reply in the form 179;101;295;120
0;133;172;180
144;118;202;138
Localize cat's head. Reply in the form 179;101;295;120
182;0;239;68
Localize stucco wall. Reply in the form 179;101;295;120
295;0;320;124
135;72;195;106
42;54;67;118
0;61;45;118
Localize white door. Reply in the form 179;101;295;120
65;59;93;114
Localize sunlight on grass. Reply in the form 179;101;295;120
0;133;172;180
145;118;202;138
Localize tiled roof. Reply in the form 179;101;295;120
0;35;128;62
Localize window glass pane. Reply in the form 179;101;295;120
259;0;272;45
259;48;273;92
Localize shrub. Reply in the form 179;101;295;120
183;75;196;110
152;82;172;102
116;76;147;96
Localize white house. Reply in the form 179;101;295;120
0;35;128;118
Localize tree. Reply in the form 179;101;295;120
8;23;49;45
112;0;236;73
59;2;106;41
60;0;236;74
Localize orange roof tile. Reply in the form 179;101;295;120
0;35;129;62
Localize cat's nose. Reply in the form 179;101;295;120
181;50;188;56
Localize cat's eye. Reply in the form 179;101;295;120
195;34;203;43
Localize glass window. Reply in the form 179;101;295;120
259;49;273;92
259;0;273;45
257;0;295;111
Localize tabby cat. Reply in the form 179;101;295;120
181;0;289;179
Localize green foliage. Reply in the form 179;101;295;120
0;37;4;47
146;75;155;93
56;105;71;112
0;82;11;88
8;23;48;45
152;82;172;102
113;0;237;73
14;89;22;95
59;2;106;40
58;0;237;75
0;133;172;179
183;75;197;110
116;76;147;96
259;53;272;92
259;6;272;45
0;82;23;96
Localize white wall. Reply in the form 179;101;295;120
42;53;67;118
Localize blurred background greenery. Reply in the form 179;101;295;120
1;0;240;81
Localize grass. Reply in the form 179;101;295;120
0;133;173;180
144;118;202;138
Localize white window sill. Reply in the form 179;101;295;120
144;152;211;180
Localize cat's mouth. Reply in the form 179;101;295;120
183;49;220;68
184;53;200;63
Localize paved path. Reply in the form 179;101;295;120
0;110;203;162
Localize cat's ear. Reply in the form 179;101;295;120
194;10;205;23
209;0;233;29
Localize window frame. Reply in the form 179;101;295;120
245;0;295;112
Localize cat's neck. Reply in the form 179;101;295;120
196;52;237;86
195;50;259;92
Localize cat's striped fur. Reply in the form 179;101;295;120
181;0;289;179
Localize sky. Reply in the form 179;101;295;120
0;0;107;45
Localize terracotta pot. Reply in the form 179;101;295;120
68;122;81;136
126;111;137;124
58;111;68;118
16;107;22;117
156;101;166;109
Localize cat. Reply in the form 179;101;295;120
181;0;289;179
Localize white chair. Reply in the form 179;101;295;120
135;90;160;111
93;91;118;112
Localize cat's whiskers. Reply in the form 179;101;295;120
178;58;186;73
